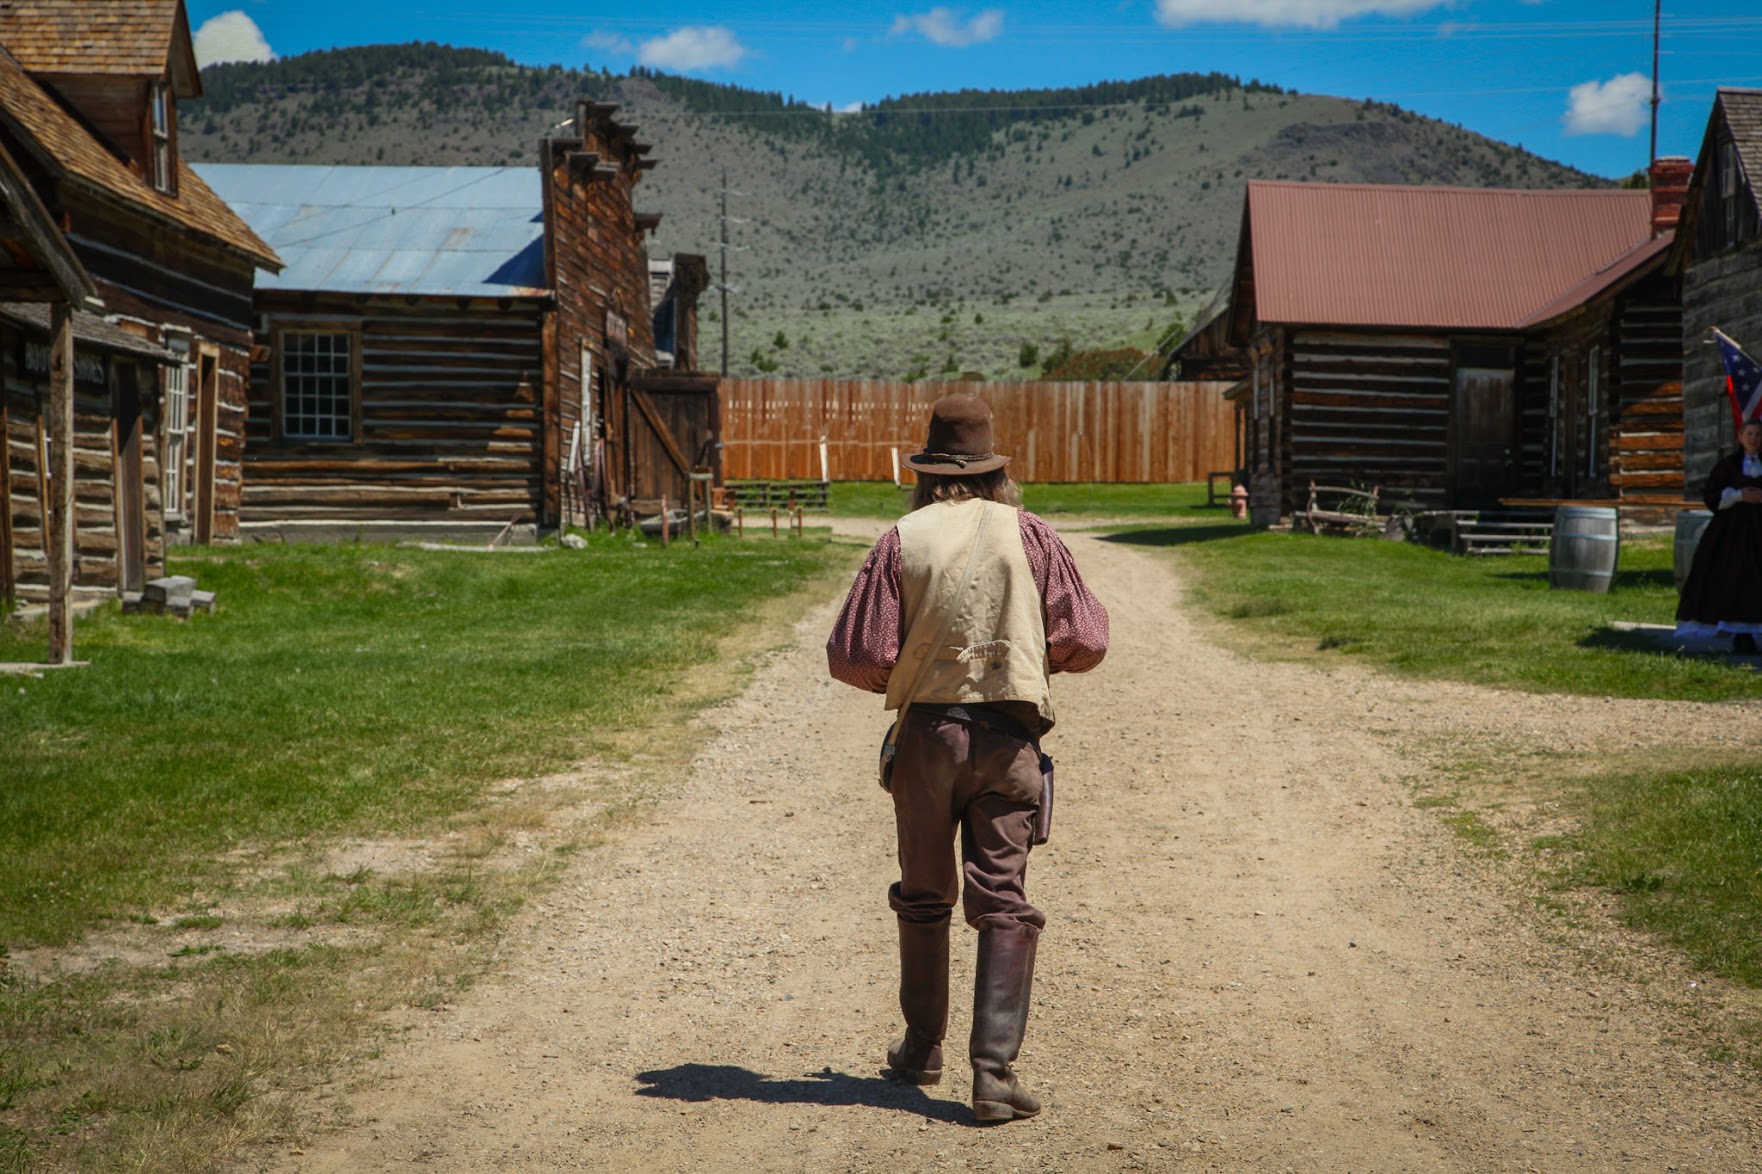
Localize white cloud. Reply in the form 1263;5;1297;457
583;30;634;56
192;10;274;67
1153;0;1441;29
1563;73;1652;136
637;26;750;72
837;101;866;113
889;8;1005;47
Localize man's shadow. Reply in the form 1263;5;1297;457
634;1063;968;1123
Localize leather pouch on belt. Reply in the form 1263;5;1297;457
879;722;898;792
1033;753;1054;845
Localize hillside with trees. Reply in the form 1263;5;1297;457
185;44;1606;380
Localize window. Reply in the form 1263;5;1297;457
149;81;173;194
1547;355;1561;479
280;331;354;441
1722;140;1741;248
162;341;191;516
1585;347;1601;479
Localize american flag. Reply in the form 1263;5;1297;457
1715;329;1762;432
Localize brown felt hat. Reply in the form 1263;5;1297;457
904;394;1012;476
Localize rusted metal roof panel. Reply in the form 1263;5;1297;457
0;51;278;267
0;0;180;77
1516;233;1673;329
196;164;547;297
1247;181;1653;330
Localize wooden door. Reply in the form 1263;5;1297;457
628;373;719;503
1452;345;1516;506
193;348;218;544
112;362;146;593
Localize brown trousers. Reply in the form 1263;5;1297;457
887;710;1046;933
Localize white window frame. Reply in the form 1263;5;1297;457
149;81;172;194
279;330;355;442
162;339;191;518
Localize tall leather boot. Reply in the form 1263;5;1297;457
885;916;949;1084
969;922;1041;1122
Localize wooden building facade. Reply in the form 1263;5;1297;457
542;102;716;525
1670;88;1762;490
1172;178;1686;519
0;0;279;607
198;163;553;537
201;99;711;538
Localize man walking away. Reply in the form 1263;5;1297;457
827;393;1108;1123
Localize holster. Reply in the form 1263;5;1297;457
1033;753;1054;845
879;722;898;792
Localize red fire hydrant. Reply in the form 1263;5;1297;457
1229;482;1249;520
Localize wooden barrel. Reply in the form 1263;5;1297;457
1673;509;1713;591
1548;506;1620;593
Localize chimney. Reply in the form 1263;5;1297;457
1649;155;1694;237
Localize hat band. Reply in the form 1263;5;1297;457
919;449;994;468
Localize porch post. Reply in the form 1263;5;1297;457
47;301;74;664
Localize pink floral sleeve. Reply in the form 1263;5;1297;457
825;527;902;693
1017;512;1109;674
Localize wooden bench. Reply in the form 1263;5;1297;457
1294;481;1384;536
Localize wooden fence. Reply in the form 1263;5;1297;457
720;379;1237;483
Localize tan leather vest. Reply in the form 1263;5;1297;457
886;497;1053;726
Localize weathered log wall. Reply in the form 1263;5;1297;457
68;194;258;544
1283;330;1451;512
241;294;548;525
1608;285;1686;503
718;379;1236;484
2;326;166;603
1683;240;1762;489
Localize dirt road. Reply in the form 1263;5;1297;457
266;525;1762;1172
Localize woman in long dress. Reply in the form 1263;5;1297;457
1676;418;1762;652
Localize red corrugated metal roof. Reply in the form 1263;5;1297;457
1246;181;1654;330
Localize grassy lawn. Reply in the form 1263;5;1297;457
0;528;853;1168
831;479;1218;520
1560;758;1762;990
1118;523;1757;702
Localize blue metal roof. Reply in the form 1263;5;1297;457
194;164;547;297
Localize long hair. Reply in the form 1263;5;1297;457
909;467;1023;512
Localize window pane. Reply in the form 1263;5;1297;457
282;332;353;441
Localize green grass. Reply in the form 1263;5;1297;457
0;530;843;948
1557;760;1762;988
1118;525;1759;701
830;479;1220;520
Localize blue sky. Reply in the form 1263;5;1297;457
188;1;1761;179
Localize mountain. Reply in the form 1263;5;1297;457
184;44;1606;380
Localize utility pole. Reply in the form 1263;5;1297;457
715;170;748;376
719;169;730;375
1649;0;1661;167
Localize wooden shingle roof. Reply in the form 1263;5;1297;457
1719;88;1762;198
0;49;277;268
0;0;199;95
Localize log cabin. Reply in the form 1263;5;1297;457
1668;88;1762;492
1168;175;1687;521
0;0;281;611
198;101;714;538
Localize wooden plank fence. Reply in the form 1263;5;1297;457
720;379;1237;483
